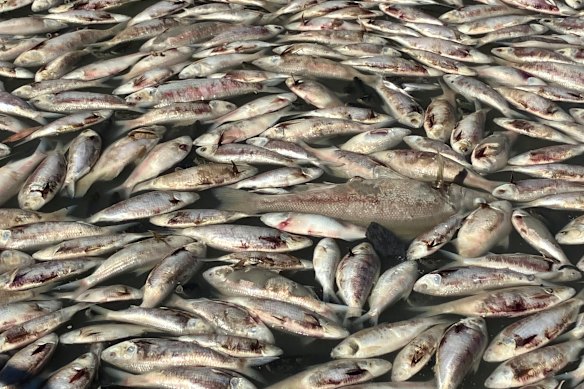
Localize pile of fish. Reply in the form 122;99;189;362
1;0;584;387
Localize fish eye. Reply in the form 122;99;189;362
178;144;189;151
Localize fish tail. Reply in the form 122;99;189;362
213;187;262;214
323;288;341;304
352;311;375;327
70;278;93;299
74;171;98;198
343;307;363;326
62;180;76;198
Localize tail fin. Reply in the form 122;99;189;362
212;187;263;214
74;171;99;198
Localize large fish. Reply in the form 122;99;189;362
214;178;493;238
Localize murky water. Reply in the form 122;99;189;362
1;1;584;388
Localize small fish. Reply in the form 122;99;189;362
331;317;449;358
105;366;257;389
392;323;450;382
455;201;513;257
485;340;584;388
75;126;165;197
18;149;67;211
414;265;543;296
484;299;583;362
61;284;143;303
492;179;584;202
90;305;214;335
358;261;418;325
87;191;199;224
313;238;342;304
149;209;249;228
508;144;584;166
43;351;98;389
141;243;205;308
0;304;88;352
261;212;367;241
435;317;488;389
0;221;124;250
179;224;312;252
415;286;575;318
132;163;257;193
0;258;102;291
168;295;274;342
511;210;570;264
266;359;392;389
0;334;58;387
226;296;349;339
203;266;336;320
336;242;380;322
101;337;267;374
471;131;518;174
407;212;466;260
0;301;61;332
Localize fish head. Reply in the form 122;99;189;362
556;227;584;245
451;138;473;155
11;84;33;99
330;338;361;358
193;132;221;146
209;100;237;115
251;56;282;71
299;167;324;181
491;184;519;200
482;337;517;362
101;340;139;363
265;25;286;35
406;241;430;260
19;194;46;212
547;286;577;302
442;74;460;87
322;321;350;339
29;94;55;110
195;145;219;159
413;273;442;294
355;358;393;377
202;265;232;285
184;241;207;258
484;365;514;389
511;209;530;228
169;191;200;206
14;50;45;67
0;229;12;245
246;137;269;148
565;0;583;8
405;112;423;128
125;88;156;108
551;266;582;282
230;377;258;389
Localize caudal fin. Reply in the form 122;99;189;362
212;187;263;214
